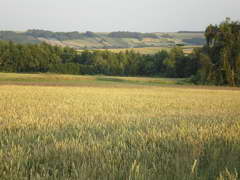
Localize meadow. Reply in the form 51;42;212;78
0;73;240;179
76;46;200;55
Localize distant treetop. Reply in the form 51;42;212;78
108;31;159;39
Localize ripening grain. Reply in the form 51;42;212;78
0;85;240;179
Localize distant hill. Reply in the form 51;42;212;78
177;31;204;33
0;31;41;44
0;30;205;49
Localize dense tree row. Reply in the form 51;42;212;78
108;31;159;39
0;30;160;43
25;30;98;41
0;41;197;77
26;30;159;41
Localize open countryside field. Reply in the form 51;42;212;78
0;73;240;179
77;46;201;55
77;47;171;55
0;73;189;87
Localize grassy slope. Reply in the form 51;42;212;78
40;32;204;50
0;73;191;88
0;73;239;179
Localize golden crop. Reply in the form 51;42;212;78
0;84;240;179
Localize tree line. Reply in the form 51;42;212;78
0;40;197;77
25;30;98;41
108;31;159;39
0;30;160;44
0;18;239;86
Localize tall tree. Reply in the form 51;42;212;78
199;18;240;86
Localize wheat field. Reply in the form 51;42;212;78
0;77;240;179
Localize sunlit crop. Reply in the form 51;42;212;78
0;81;240;179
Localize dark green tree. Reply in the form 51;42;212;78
198;18;240;86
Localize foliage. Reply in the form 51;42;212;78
194;18;240;86
0;41;197;77
108;31;159;39
25;29;96;41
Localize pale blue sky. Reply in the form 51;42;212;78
1;0;239;32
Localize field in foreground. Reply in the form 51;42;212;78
0;73;240;179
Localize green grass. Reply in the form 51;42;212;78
0;73;190;86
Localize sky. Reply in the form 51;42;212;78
0;0;240;32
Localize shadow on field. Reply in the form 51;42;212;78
96;77;128;83
96;77;169;86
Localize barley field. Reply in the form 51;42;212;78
0;74;240;179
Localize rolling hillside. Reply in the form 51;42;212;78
0;30;205;50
